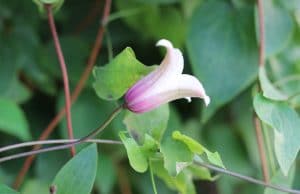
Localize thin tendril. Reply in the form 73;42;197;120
194;160;300;194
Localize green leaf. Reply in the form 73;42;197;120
119;133;148;173
253;94;300;175
52;144;98;194
160;136;193;176
187;0;258;121
21;180;49;194
1;77;31;104
151;160;196;194
0;98;31;140
93;47;154;101
36;150;69;182
172;131;225;168
23;60;57;95
0;184;19;194
123;104;169;144
277;0;300;11
259;66;288;100
264;166;295;194
172;131;204;155
0;45;32;103
95;152;116;194
257;0;294;57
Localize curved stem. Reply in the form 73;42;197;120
45;4;75;156
0;105;123;164
194;160;300;194
149;161;158;194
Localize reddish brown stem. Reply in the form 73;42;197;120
117;164;133;194
257;0;265;67
254;116;270;182
45;4;76;157
74;0;102;35
13;0;112;189
255;0;270;183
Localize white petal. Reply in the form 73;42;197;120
156;39;173;48
156;39;184;75
131;74;210;110
185;97;192;102
177;74;210;106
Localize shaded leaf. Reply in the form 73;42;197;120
52;144;98;194
0;45;32;103
206;124;253;175
95;152;116;194
35;150;69;183
1;77;31;104
40;36;90;86
0;98;31;140
254;94;300;175
0;184;19;194
115;1;186;46
187;0;258;121
258;0;294;57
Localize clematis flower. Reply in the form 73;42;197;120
124;39;210;113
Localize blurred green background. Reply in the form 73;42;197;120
0;0;300;193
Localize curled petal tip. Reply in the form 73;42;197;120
156;39;173;48
185;97;192;103
204;95;210;106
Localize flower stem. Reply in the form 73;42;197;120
0;139;122;153
0;105;123;164
45;4;75;156
149;161;158;194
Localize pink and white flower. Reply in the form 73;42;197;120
124;39;210;113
